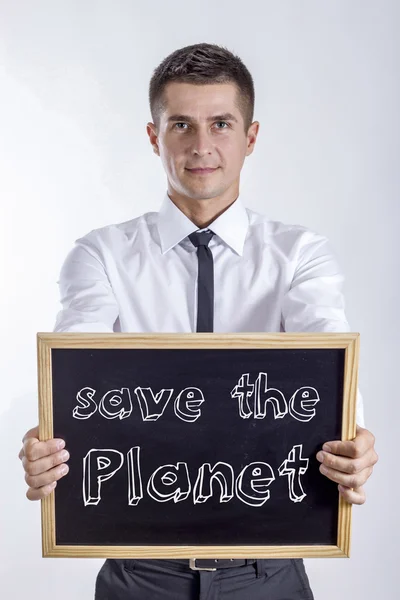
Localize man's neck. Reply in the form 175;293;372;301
167;190;239;229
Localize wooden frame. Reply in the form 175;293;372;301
37;332;359;559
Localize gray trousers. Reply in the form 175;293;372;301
94;558;314;599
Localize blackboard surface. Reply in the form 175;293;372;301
51;347;344;548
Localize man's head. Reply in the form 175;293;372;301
147;43;259;207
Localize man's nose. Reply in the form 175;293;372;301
191;130;214;156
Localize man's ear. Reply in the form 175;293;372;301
147;122;159;156
245;121;260;157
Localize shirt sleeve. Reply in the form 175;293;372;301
53;233;119;334
281;231;365;428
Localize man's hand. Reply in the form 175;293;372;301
316;425;378;505
18;426;70;500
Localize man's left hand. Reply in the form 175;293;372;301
316;425;378;505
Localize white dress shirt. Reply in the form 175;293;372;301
53;190;365;426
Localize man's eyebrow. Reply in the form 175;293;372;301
167;113;238;123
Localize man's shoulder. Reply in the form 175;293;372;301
245;206;328;248
74;209;158;247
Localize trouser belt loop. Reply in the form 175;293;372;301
255;559;265;578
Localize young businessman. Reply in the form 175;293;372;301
19;43;378;599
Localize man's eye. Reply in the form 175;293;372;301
174;122;228;130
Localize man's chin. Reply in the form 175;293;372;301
176;182;219;199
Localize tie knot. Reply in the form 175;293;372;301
188;229;214;248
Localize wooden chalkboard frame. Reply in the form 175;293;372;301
37;332;359;559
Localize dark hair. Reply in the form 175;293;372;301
149;43;255;133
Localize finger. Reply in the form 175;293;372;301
22;449;70;476
319;463;373;488
316;448;376;475
23;437;65;462
22;426;39;444
338;485;366;505
322;428;375;459
26;481;58;501
19;426;40;460
24;461;69;490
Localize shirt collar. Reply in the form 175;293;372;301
157;191;249;256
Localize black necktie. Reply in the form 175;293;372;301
188;229;215;332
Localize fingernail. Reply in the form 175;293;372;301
323;444;331;452
60;450;69;461
60;464;69;475
49;482;57;489
57;440;65;450
316;452;324;462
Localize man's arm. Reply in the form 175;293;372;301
53;234;119;333
281;231;351;333
20;233;119;500
281;230;364;425
281;230;378;504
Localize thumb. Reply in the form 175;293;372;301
22;425;39;444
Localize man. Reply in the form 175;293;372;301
19;43;378;599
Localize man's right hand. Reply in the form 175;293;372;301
18;426;70;500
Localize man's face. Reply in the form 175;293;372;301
147;82;259;202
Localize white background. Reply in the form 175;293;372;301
0;1;398;598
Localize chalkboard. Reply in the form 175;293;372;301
37;332;359;558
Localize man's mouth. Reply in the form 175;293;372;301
186;167;219;174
